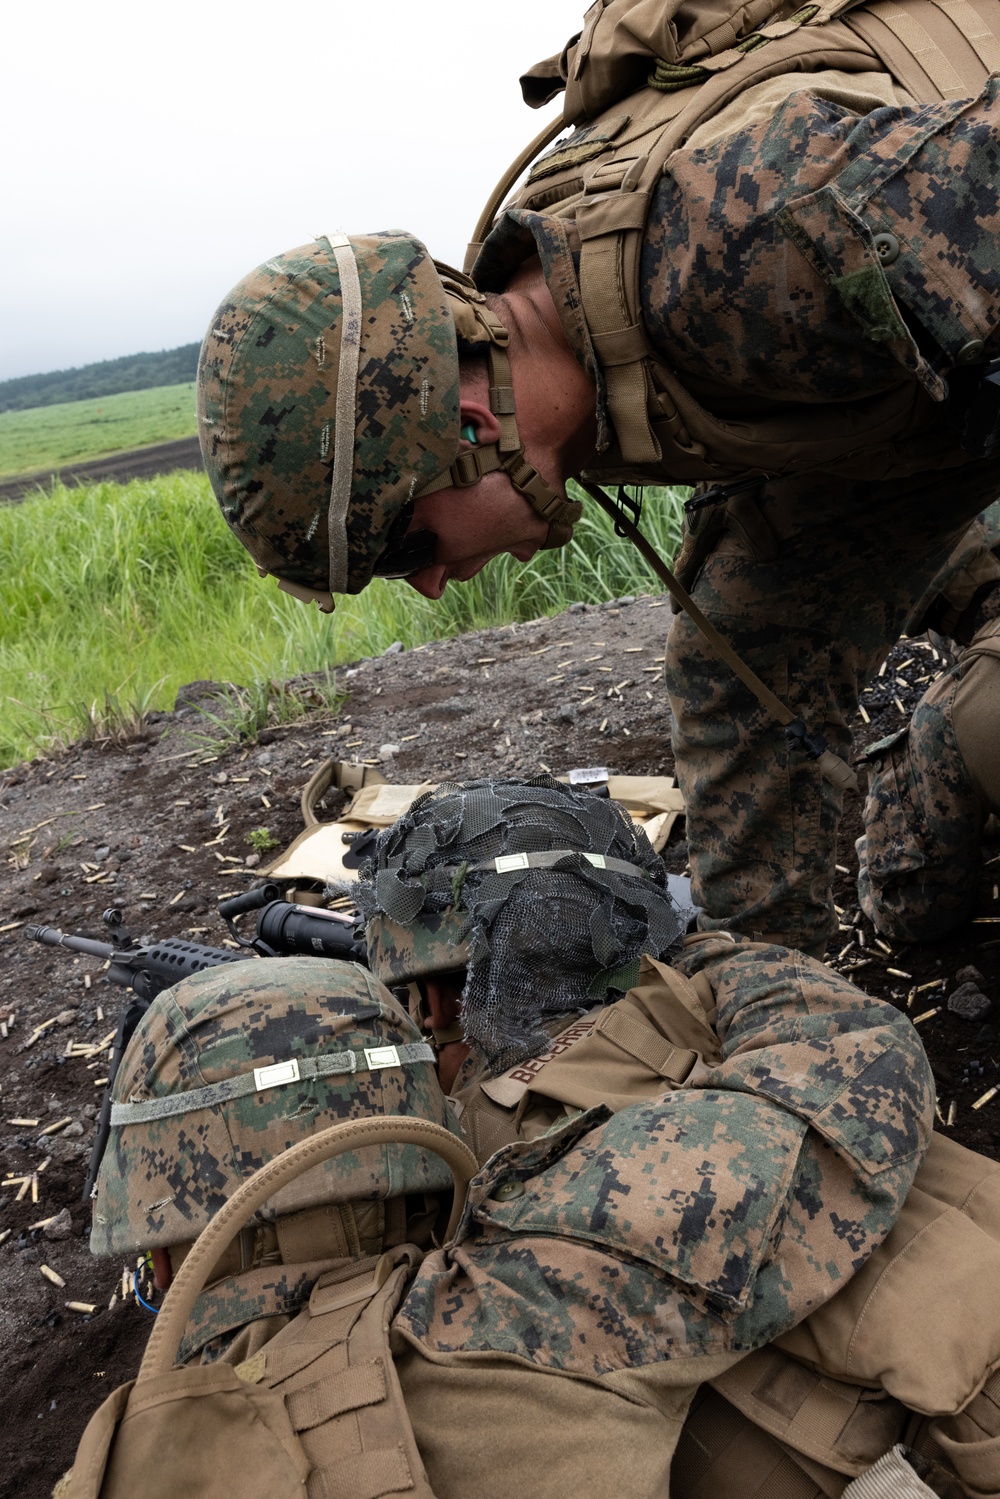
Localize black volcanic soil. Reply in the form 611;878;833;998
2;593;998;1497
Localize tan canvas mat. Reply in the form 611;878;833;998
262;761;686;890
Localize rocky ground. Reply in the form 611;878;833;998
2;591;998;1497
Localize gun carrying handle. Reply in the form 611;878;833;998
136;1116;478;1383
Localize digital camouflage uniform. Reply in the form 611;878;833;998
354;781;936;1492
474;81;1000;957
392;931;935;1496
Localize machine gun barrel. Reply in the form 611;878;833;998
25;924;115;962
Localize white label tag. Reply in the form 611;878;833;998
364;1045;401;1070
254;1059;301;1092
495;852;530;872
583;853;607;868
569;766;608;785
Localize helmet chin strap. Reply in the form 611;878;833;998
421;283;581;549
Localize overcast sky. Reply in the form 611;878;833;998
0;1;584;382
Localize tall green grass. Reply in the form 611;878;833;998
0;383;198;477
0;471;687;767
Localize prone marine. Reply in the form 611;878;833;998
197;0;1000;961
59;778;1000;1497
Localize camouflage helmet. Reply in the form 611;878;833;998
197;233;581;610
357;777;683;1073
365;907;471;990
91;955;459;1256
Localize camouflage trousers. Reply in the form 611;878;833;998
664;461;1000;957
858;616;1000;943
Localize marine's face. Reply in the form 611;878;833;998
401;479;550;600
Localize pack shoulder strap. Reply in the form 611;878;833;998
846;0;1000;97
138;1116;477;1383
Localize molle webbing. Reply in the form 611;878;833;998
109;1042;435;1126
709;1346;911;1479
846;0;1000;99
246;1246;437;1499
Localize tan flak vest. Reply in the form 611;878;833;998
468;0;1000;489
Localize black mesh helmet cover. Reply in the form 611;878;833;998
356;776;683;1073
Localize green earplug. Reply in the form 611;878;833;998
460;423;478;445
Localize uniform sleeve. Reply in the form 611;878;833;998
641;81;1000;406
396;934;933;1381
670;933;935;1347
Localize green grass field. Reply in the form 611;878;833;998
0;471;687;767
0;382;198;477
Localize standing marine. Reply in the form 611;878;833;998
197;0;1000;958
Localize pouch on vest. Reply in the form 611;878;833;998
59;1116;477;1499
776;1131;1000;1416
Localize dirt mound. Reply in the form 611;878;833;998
1;594;997;1496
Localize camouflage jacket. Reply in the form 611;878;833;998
474;81;1000;471
395;935;934;1376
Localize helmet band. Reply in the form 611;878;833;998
325;233;364;594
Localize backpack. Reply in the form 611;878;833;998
467;0;1000;484
57;1116;476;1499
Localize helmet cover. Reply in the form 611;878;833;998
91;955;459;1255
358;776;683;1073
197;232;460;597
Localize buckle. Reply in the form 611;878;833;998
451;450;485;487
583;155;648;195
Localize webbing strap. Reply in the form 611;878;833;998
325;234;363;595
866;0;969;94
578;226;661;466
596;1005;698;1083
414;310;581;547
109;1042;435;1125
712;1349;884;1475
938;0;1000;71
578;481;859;794
286;1359;387;1431
313;1446;413;1499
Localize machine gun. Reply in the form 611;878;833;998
26;886;366;1200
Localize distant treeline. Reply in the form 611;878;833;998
0;344;201;414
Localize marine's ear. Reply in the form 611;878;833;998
458;398;501;449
